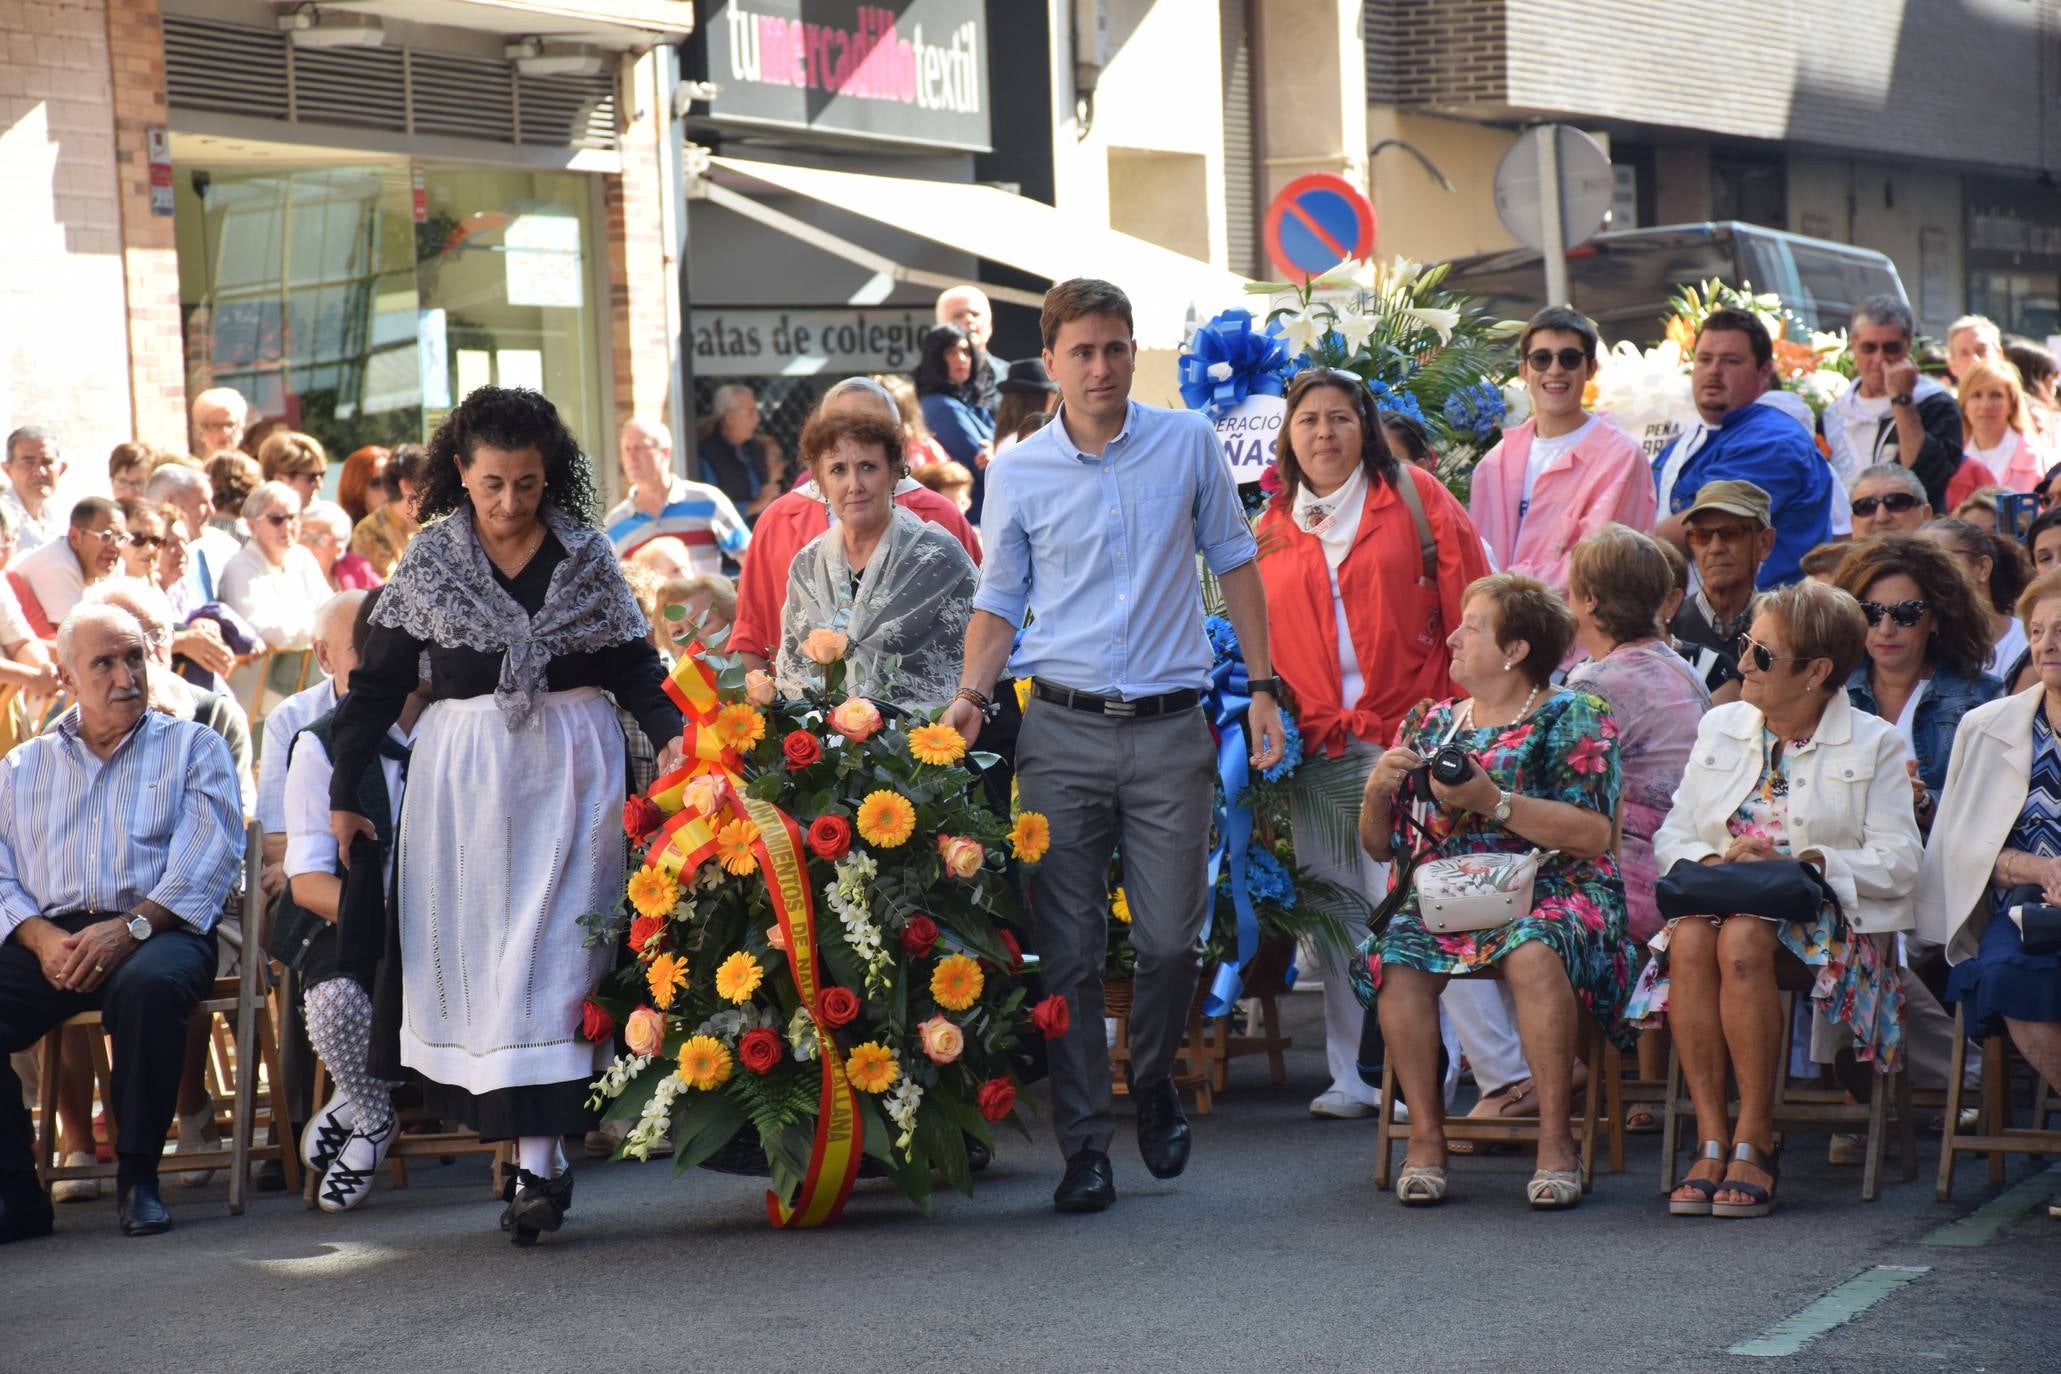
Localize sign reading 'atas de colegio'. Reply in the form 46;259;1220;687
694;0;990;152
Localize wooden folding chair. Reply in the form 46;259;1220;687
299;1061;509;1207
1936;1004;2061;1199
1660;968;1916;1201
1198;939;1295;1093
1371;967;1614;1193
33;823;301;1212
1105;978;1213;1114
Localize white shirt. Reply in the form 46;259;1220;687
1989;615;2029;682
257;677;337;836
1522;414;1598;512
282;716;414;879
189;526;241;602
9;536;92;628
217;541;331;650
0;487;62;557
1331;569;1364;706
1892;678;1928;756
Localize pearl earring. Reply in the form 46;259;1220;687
1502;661;1513;672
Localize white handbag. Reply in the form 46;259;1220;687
1415;848;1557;933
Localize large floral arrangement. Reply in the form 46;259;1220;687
583;637;1057;1225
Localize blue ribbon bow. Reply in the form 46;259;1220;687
1179;309;1294;421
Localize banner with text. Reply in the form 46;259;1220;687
693;307;939;376
694;0;989;152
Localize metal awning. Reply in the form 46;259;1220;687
694;154;1254;349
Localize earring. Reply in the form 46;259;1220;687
1502;661;1513;672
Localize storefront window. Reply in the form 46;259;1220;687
175;158;605;472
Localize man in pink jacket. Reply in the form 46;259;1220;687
1469;306;1655;594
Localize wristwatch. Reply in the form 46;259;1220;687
1247;676;1282;698
1490;789;1514;823
125;913;153;943
1890;392;1914;407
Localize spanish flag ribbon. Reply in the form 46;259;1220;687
663;640;721;717
745;796;862;1228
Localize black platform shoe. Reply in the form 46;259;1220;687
507;1166;574;1246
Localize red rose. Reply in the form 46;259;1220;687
627;915;662;956
996;928;1023;972
782;730;824;769
579;999;615;1045
622;795;664;842
737;1027;783;1075
899;914;939;958
976;1076;1017;1122
807;813;852;861
818;985;860;1028
1030;993;1071;1040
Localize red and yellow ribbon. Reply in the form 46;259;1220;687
746;796;862;1228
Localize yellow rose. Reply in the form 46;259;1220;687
623;1005;666;1058
803;628;850;665
937;834;985;879
917;1014;965;1065
828;696;884;743
744;669;777;706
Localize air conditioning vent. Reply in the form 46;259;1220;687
164;15;289;121
518;74;618;152
291;44;407;132
409;49;517;143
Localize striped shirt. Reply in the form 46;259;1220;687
0;706;243;940
603;477;751;570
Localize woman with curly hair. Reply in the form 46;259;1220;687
326;387;681;1245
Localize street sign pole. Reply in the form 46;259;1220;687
1539;127;1569;308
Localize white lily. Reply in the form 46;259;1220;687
1332;310;1377;353
1384;256;1423;289
1278;309;1327;356
1310;257;1366;290
1405;306;1460;344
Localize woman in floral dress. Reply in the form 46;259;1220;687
1354;574;1631;1210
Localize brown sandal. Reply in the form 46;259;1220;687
1448;1079;1530;1156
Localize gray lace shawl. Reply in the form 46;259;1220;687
371;501;649;729
775;506;978;713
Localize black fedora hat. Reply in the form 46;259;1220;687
998;358;1059;394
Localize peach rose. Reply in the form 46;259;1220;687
743;669;777;706
802;628;850;665
938;835;985;879
828;696;884;742
917;1014;965;1065
682;773;728;816
765;923;788;952
624;1005;667;1058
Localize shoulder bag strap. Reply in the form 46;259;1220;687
1392;466;1439;586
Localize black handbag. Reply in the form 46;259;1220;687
1655;857;1841;924
2002;884;2061;956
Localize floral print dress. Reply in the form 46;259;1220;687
1349;690;1635;1048
1624;729;1906;1067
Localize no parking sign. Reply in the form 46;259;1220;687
1263;173;1376;282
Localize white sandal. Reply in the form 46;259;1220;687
1395;1163;1448;1206
1526;1158;1582;1210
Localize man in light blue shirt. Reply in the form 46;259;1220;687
943;278;1284;1215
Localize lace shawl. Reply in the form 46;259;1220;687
371;502;649;729
775;506;978;713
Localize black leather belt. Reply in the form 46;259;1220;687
1032;679;1200;719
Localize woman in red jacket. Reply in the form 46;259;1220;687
1259;369;1491;1118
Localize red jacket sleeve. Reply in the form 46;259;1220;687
896;487;982;564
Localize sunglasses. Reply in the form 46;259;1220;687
80;528;123;546
258;512;297;527
126;532;166;551
1860;598;1930;628
1740;636;1822;674
1851;492;1922;517
1525;347;1590;373
1685;523;1761;548
1854;340;1909;358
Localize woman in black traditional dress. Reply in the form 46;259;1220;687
329;388;681;1244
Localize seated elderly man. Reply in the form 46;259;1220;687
0;604;243;1241
7;497;124;638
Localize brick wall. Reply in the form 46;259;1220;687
604;51;674;485
106;0;185;452
0;0;145;472
1367;0;2061;172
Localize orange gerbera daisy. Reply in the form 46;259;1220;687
676;1034;734;1090
844;1041;900;1094
855;790;917;848
1010;811;1051;863
626;865;679;919
930;953;984;1011
713;703;767;752
906;722;968;767
714;950;764;1004
716;818;760;875
647;952;689;1009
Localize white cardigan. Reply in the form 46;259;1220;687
1652;693;1920;934
1916;684;2045;963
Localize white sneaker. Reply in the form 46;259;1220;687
174;1107;220;1187
1309;1088;1377;1119
318;1113;395;1213
1827;1132;1863;1166
51;1150;102;1203
301;1097;357;1176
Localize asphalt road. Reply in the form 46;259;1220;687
8;990;2055;1374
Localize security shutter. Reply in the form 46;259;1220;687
1220;0;1256;277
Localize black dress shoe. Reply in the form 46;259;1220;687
1133;1077;1191;1179
965;1134;991;1173
507;1167;574;1246
118;1180;173;1237
0;1177;55;1244
1052;1149;1114;1213
253;1158;287;1192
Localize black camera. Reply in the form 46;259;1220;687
1403;744;1475;799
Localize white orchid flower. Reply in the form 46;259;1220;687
1278;309;1327;356
1405;306;1460;344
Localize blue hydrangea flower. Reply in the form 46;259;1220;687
1365;377;1426;425
1262;710;1303;783
1204;615;1241;661
1244;849;1296;906
1442;380;1507;442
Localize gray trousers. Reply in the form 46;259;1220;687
1016;696;1216;1159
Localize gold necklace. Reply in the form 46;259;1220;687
486;524;545;579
